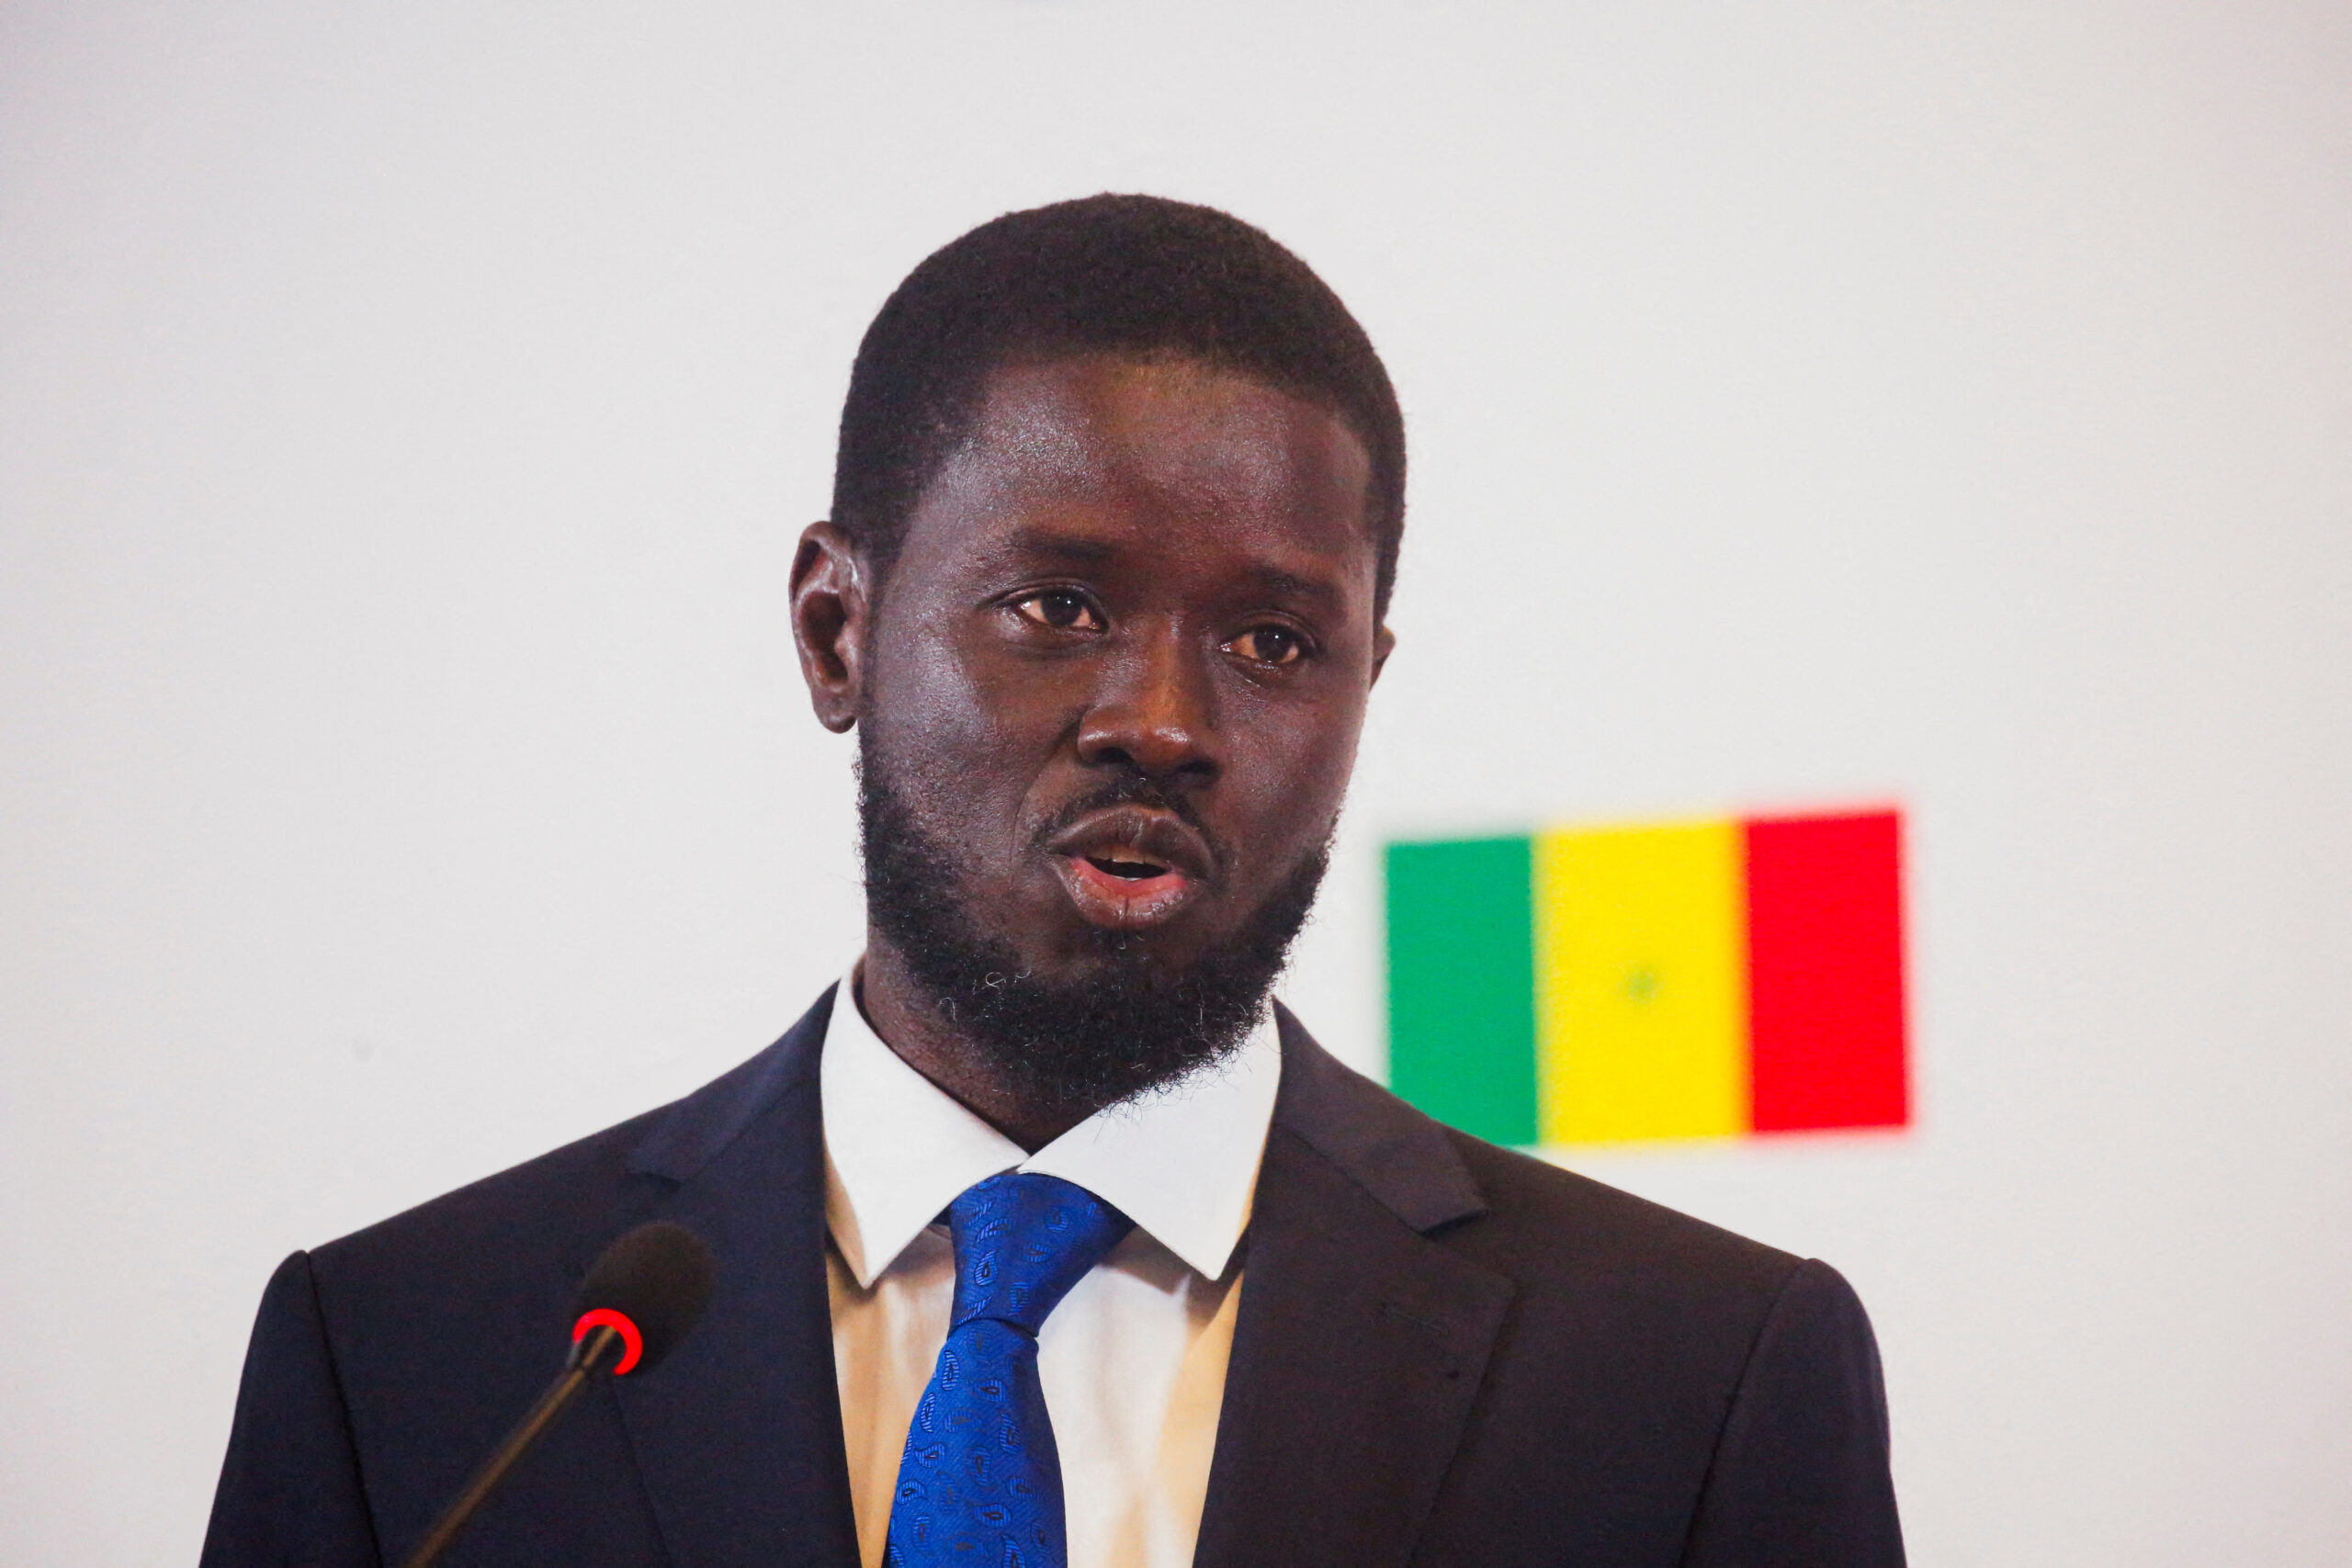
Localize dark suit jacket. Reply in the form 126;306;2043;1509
201;989;1904;1567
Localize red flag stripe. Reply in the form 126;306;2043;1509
1744;810;1909;1133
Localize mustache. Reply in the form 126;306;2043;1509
1030;776;1226;873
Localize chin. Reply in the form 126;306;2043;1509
1023;907;1227;976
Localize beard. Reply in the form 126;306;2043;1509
857;736;1330;1118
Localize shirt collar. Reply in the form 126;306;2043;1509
820;961;1280;1289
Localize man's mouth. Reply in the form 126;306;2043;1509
1046;807;1215;929
1084;847;1170;880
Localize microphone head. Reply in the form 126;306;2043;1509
570;1222;715;1377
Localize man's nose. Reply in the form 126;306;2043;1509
1073;618;1221;784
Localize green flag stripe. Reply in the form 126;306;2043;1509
1385;835;1539;1145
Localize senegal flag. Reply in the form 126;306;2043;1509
1385;808;1908;1146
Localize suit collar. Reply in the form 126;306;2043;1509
607;990;1507;1568
1267;1001;1487;1235
1194;1009;1512;1568
611;989;863;1568
625;984;839;1185
626;991;1482;1237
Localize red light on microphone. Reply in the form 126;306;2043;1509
571;1307;644;1375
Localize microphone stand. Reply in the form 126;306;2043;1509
396;1323;621;1568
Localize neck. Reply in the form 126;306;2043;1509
854;944;1097;1152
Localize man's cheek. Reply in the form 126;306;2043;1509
1247;730;1354;807
879;623;1008;744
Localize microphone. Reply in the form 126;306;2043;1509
397;1221;717;1568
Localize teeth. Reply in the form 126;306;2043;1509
1085;850;1167;881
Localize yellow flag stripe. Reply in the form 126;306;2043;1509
1533;819;1750;1143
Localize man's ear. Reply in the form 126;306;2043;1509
790;522;869;733
1370;622;1396;687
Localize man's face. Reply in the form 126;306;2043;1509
839;352;1386;1043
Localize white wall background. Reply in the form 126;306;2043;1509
3;2;2346;1562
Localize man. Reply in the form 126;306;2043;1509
202;195;1905;1568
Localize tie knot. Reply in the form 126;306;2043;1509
944;1172;1133;1337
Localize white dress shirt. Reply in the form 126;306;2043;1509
820;964;1283;1568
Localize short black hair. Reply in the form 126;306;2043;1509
831;194;1407;620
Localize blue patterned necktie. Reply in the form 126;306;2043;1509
884;1171;1135;1568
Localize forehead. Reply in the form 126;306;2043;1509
900;355;1377;583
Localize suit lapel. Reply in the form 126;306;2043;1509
1193;1011;1514;1568
590;993;1507;1568
610;989;863;1568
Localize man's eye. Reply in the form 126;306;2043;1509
1227;626;1308;666
1012;590;1104;632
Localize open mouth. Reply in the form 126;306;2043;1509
1046;807;1215;928
1085;850;1172;881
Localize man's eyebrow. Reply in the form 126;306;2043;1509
1246;568;1344;607
996;528;1120;565
992;529;1347;607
